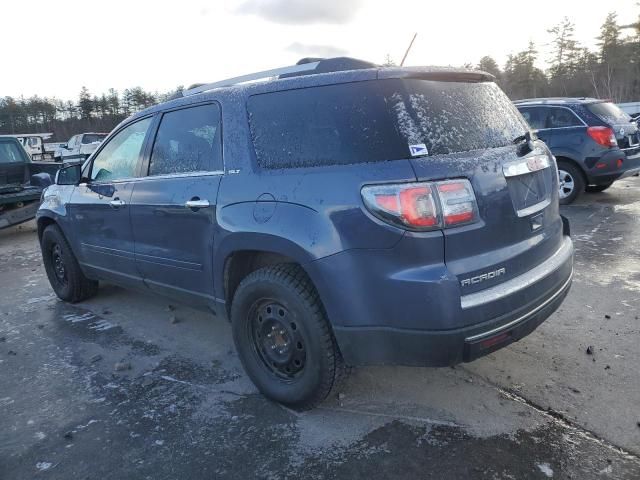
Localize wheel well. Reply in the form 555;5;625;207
37;217;56;242
223;251;299;312
555;156;586;181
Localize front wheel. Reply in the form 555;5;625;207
557;161;585;205
41;224;99;302
231;264;347;410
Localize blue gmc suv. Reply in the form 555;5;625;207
515;98;640;204
37;58;573;409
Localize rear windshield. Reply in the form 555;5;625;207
588;102;631;125
247;79;527;169
82;134;107;144
0;142;26;164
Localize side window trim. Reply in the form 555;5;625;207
545;106;587;130
87;115;156;184
141;100;224;178
519;106;550;131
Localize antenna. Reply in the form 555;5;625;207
183;62;321;97
400;33;418;67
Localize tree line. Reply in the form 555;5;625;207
1;9;639;141
477;12;640;102
0;86;183;141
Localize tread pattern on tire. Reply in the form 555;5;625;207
234;263;348;409
42;224;98;303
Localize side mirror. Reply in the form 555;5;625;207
61;143;68;149
31;172;53;189
55;164;82;185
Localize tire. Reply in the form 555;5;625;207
41;224;98;302
585;182;613;193
231;264;347;410
557;161;585;205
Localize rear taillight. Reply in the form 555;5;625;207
436;180;478;227
587;126;617;148
361;179;478;231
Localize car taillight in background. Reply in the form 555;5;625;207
361;179;478;231
587;126;617;148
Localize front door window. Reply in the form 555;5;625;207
90;117;152;182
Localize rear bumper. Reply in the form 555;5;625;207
587;150;640;184
322;236;573;367
334;272;571;366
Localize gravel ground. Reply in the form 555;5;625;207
1;179;639;479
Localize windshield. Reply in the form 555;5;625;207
588;102;631;125
82;134;107;144
0;141;27;164
248;79;527;169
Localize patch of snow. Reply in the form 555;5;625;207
537;463;554;477
63;313;95;323
36;462;53;471
89;320;116;331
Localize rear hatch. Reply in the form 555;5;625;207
587;102;640;152
385;79;564;303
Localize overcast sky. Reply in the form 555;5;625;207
3;0;638;100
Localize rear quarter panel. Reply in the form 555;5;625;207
212;92;420;302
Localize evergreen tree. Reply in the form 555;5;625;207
78;86;94;119
477;56;501;80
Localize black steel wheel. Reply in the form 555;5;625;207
51;243;68;287
231;264;347;410
249;300;307;380
41;224;98;302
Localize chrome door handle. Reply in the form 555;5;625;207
185;199;210;209
109;199;126;208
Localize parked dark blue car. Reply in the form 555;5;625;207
514;98;640;204
37;58;573;409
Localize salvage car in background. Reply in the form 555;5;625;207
54;132;107;162
1;133;56;160
515;98;640;204
0;137;57;228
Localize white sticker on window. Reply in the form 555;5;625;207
409;144;428;157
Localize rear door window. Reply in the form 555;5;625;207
0;141;27;164
547;108;583;128
148;104;223;176
82;134;107;144
518;107;548;130
248;79;527;169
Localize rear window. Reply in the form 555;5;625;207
0;141;27;164
82;134;107;144
588;102;631;125
248;79;527;169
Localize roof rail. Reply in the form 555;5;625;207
183;61;321;97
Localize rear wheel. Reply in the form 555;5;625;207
586;182;613;193
41;224;98;302
557;161;585;205
231;264;347;410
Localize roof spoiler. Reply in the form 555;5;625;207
183;62;321;97
378;67;495;83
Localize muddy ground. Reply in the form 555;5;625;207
1;179;640;479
